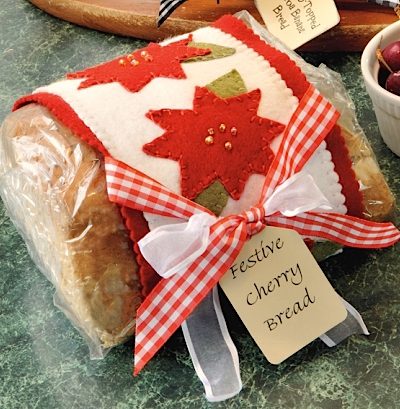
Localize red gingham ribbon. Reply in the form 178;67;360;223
105;85;400;374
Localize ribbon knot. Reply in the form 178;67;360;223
241;205;266;237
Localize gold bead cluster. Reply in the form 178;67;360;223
204;124;238;151
140;50;153;62
118;50;153;66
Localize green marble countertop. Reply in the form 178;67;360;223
1;1;399;408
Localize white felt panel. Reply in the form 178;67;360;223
188;27;300;125
31;24;346;229
221;141;346;217
145;141;346;231
35;26;298;194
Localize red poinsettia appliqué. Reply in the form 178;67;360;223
67;36;210;93
143;87;285;200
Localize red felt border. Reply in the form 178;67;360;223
120;207;161;297
326;125;364;217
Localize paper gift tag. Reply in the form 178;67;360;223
254;0;340;50
219;226;347;364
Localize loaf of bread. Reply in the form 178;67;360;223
340;127;395;221
0;14;396;356
0;104;141;356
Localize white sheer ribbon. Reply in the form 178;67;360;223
138;171;367;401
182;287;242;402
139;212;216;279
320;298;369;347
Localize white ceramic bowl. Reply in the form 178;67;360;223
361;20;400;156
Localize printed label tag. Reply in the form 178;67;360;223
254;0;340;50
219;226;347;364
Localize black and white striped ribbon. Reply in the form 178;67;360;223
367;0;399;8
158;0;220;27
158;0;188;26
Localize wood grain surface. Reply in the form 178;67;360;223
29;0;398;51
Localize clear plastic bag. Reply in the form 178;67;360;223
0;12;395;359
0;104;141;358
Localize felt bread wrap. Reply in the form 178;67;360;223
0;14;396;360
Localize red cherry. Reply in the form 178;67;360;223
382;41;400;72
386;71;400;96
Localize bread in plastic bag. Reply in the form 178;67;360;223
0;11;396;359
0;104;141;358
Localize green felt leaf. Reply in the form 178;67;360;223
185;42;236;63
194;181;229;216
194;70;247;214
206;69;247;99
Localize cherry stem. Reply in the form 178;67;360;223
376;37;393;74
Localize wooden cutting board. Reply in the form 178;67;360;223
29;0;398;51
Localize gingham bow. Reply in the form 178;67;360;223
242;205;266;236
105;85;400;374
